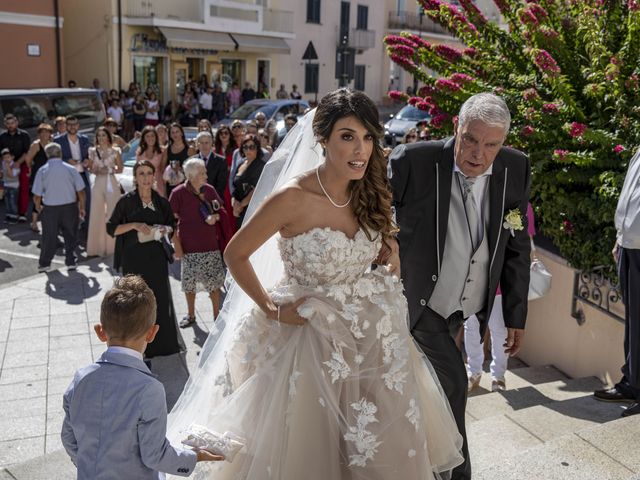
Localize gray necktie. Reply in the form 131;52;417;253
459;173;481;249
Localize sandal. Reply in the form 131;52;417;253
179;315;196;328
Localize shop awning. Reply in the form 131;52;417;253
229;33;290;54
158;27;236;51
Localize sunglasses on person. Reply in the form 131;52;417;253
406;135;417;139
242;143;257;151
232;125;243;130
219;130;230;136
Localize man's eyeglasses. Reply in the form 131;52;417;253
242;144;257;151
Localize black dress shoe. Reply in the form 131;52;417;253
622;402;640;417
594;387;636;403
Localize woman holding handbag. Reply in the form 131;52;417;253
169;158;230;328
106;160;184;360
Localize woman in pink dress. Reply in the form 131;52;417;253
136;125;166;197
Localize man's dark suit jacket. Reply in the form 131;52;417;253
55;133;91;164
389;137;531;338
193;152;227;198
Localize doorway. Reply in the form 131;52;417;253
257;59;271;94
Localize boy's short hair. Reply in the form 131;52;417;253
100;275;156;340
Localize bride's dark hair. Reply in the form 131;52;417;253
312;88;398;241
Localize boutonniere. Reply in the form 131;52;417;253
503;209;524;236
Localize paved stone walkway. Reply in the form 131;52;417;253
0;257;216;474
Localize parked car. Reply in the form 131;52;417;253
117;127;198;193
0;88;105;140
214;99;309;131
384;105;430;146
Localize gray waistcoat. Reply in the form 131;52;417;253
428;175;489;319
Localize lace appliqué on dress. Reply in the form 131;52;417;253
344;398;382;467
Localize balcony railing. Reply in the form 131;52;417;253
124;0;201;21
571;268;624;325
388;10;450;35
263;9;294;34
348;28;376;50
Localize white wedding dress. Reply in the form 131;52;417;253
168;225;463;479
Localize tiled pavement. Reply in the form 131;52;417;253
0;257;217;472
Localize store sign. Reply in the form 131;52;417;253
27;44;41;57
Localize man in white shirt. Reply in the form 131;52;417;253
594;149;640;417
107;99;124;128
199;86;213;121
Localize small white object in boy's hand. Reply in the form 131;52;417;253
181;424;244;463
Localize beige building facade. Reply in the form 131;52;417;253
0;0;65;89
59;0;393;104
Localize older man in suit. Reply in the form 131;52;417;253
389;93;531;480
191;131;227;198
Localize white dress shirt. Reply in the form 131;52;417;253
69;136;84;173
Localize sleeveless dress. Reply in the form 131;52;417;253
86;146;121;256
168;227;463;479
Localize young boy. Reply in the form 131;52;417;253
61;275;223;479
1;148;20;224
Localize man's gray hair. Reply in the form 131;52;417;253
183;157;206;180
44;142;62;159
196;131;213;143
458;93;511;134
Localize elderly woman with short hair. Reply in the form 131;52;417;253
169;158;229;328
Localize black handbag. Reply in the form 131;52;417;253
161;235;175;264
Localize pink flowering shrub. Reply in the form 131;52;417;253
384;0;640;272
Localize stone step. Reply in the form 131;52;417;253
468;383;629;474
469;364;569;396
467;374;604;422
474;416;640;480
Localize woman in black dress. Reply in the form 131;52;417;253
25;123;53;232
231;134;265;229
106;160;185;358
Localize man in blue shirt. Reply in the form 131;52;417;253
32;142;86;272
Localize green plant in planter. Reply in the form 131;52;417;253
385;0;640;274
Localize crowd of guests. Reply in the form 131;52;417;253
0;104;297;343
74;76;305;136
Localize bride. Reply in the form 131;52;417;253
167;88;463;479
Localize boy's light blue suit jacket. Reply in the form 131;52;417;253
61;350;197;479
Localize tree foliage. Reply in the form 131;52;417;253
386;0;640;274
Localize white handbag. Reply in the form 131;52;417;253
528;239;552;300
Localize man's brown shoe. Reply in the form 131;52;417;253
594;387;636;403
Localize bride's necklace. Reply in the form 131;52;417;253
316;167;352;208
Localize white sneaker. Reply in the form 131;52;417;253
468;373;482;391
491;378;506;392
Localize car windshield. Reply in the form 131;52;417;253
229;103;277;120
395;105;429;121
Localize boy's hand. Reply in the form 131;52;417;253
195;448;225;462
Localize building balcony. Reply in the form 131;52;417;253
348;28;376;50
206;1;293;37
336;27;376;51
387;10;450;36
122;0;293;38
123;0;201;22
